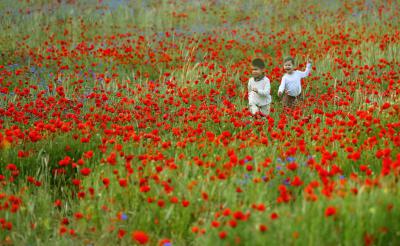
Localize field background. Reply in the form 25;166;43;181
0;0;399;245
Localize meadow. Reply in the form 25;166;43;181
0;0;399;245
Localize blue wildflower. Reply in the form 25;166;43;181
121;213;128;220
283;179;290;186
286;156;295;163
244;174;252;179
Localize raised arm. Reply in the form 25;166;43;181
298;57;313;78
298;62;312;78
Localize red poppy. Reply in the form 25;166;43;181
259;224;268;232
291;176;303;187
219;231;227;239
182;200;190;207
131;230;149;244
118;229;126;239
102;178;110;187
325;206;337;217
119;178;128;187
80;167;91;176
270;212;279;220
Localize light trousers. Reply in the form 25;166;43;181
249;104;270;116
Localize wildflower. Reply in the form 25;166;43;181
54;199;62;207
119;178;128;187
74;212;84;220
228;219;237;228
233;211;246;221
270;212;279;220
84;150;94;159
170;196;179;204
291;176;303;187
102;178;110;187
72;179;81;186
120;213;128;220
246;165;253;171
283;178;291;186
363;232;374;246
158;239;172;246
219;231;227;239
259;224;268;232
118;229;126;239
191;225;201;233
59;226;67;235
157;200;165;208
132;231;149;244
80;167;91;176
287;162;298;171
286;156;296;163
182;200;190;207
325;206;337;217
211;221;220;228
201;192;209;201
140;185;150;192
381;102;390;110
59;156;71;166
222;208;231;216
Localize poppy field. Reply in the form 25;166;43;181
0;0;399;245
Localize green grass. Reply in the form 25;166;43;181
0;0;399;245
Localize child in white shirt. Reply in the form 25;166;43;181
248;58;271;116
278;56;312;108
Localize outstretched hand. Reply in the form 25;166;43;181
306;55;312;64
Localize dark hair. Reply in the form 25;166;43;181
284;56;295;65
252;58;265;69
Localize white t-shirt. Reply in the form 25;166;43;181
248;76;271;106
278;63;312;97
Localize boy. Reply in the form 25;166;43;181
278;56;312;108
248;58;271;116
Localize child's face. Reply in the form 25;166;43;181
284;60;294;74
251;66;263;78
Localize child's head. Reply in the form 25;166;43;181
251;58;265;78
283;56;295;74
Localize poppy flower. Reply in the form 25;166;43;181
259;224;268;232
118;229;126;239
80;167;91;176
219;231;227;239
132;230;149;244
270;212;279;220
325;206;337;217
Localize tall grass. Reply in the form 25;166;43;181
0;0;399;245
